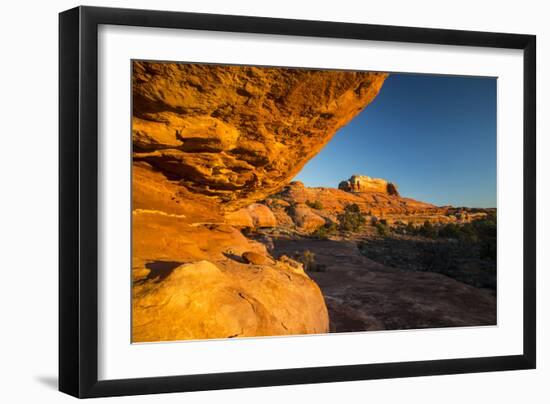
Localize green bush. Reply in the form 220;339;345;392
293;250;327;272
345;203;361;214
438;223;461;239
375;221;390;237
312;221;338;239
337;204;366;232
419;221;437;238
458;223;479;243
301;250;315;271
305;200;324;210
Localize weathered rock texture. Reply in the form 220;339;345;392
225;203;278;228
133;260;328;342
133;61;387;210
132;200;329;342
132;62;387;342
338;174;399;196
288;203;327;233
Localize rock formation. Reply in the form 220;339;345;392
133;61;387;210
288;203;327;233
132;62;388;342
225;203;277;228
276;179;432;217
133;259;328;342
260;178;488;233
338;174;399;196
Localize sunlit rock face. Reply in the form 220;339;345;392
133;260;329;343
338;175;399;196
268;179;488;229
132;62;387;342
133;61;388;210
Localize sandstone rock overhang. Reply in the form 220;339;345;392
132;61;388;210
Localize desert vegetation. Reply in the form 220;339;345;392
358;213;497;289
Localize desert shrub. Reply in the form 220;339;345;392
471;217;497;260
375;221;390;237
305;200;324;210
489;211;497;223
345;203;361;214
419;221;437;238
293;249;328;272
405;222;416;234
337;204;366;232
458;223;479;243
418;242;454;271
312;221;338;239
301;250;315;271
438;223;461;239
479;238;497;261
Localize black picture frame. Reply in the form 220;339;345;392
59;5;536;398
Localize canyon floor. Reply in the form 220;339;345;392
262;234;496;333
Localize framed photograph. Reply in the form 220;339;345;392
59;6;536;398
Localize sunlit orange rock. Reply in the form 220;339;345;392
289;203;327;233
131;63;387;342
273;179;487;229
338;174;399;196
225;203;278;228
133;260;328;342
133;61;387;209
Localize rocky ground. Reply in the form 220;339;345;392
244;178;497;332
262;236;496;332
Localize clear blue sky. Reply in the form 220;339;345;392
294;73;497;208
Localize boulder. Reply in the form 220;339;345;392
225;203;277;228
133;260;329;342
247;203;277;228
224;209;254;228
242;251;274;265
290;204;327;233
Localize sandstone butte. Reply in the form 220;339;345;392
132;61;388;342
339;174;400;196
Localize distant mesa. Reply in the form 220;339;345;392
338;175;400;196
